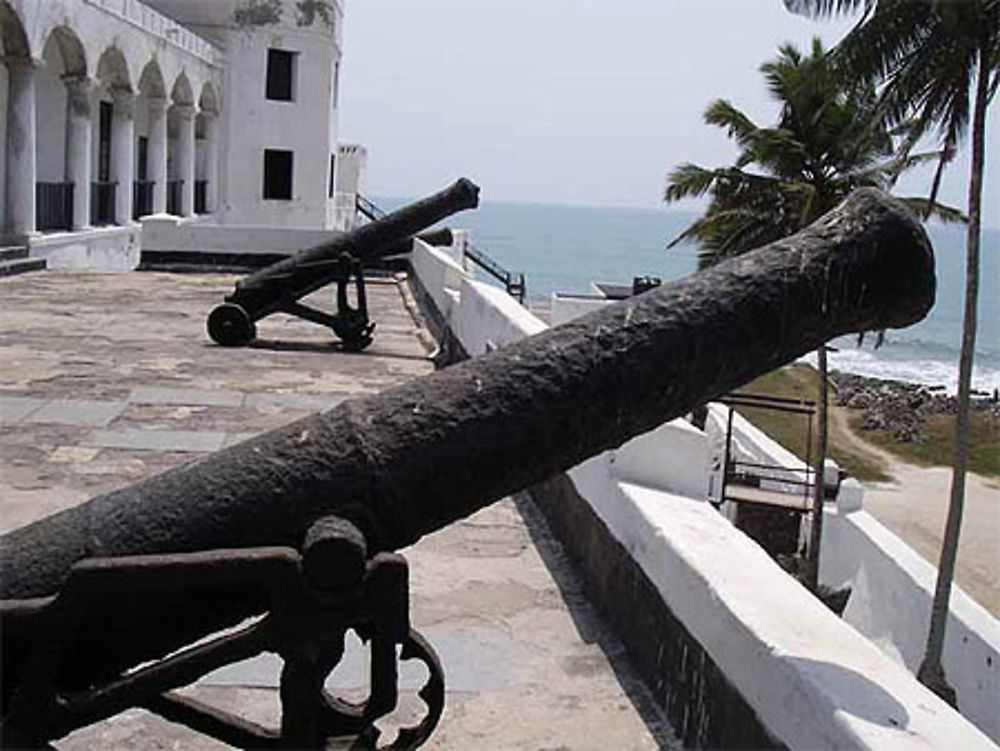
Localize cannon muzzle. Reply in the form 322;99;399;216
0;189;935;727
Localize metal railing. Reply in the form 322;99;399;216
91;182;117;226
464;243;526;303
36;183;74;232
355;193;385;222
717;392;816;512
194;180;208;214
167;180;184;216
355;193;527;304
133;180;155;220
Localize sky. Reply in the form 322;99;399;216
339;0;999;228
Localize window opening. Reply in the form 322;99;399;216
266;49;296;102
264;149;294;200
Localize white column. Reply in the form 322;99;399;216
175;104;195;217
147;96;168;215
111;89;135;225
64;76;92;231
5;58;37;237
203;113;219;214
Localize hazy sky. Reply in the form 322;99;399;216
339;0;998;227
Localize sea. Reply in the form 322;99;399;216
380;197;999;395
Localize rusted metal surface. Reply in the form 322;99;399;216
1;516;444;749
207;180;480;348
0;190;935;714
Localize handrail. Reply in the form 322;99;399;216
355;193;527;304
464;243;526;304
718;392;816;511
356;193;386;222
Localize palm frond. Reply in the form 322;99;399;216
703;100;759;146
663;164;721;202
783;0;874;19
897;196;968;225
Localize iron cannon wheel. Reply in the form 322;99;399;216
207;303;256;347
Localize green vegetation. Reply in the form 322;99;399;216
850;412;1000;479
738;363;1000;481
663;39;959;266
735;365;890;482
786;0;999;701
662;37;960;590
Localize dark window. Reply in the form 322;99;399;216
266;49;296;101
137;137;149;181
264;149;294;200
98;101;113;182
333;62;340;108
329;153;337;198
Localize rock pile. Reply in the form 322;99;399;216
830;371;999;443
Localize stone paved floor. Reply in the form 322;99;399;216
0;271;675;750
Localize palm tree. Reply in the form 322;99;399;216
784;0;999;705
664;39;960;595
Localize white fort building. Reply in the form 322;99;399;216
0;0;366;271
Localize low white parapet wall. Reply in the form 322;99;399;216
703;400;1000;743
141;216;338;257
30;225;142;271
406;238;998;750
822;506;1000;740
550;293;613;326
453;277;547;357
569;463;994;749
409;239;467;325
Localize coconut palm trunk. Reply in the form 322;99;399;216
806;344;829;591
916;45;990;707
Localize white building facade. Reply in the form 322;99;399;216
0;0;365;270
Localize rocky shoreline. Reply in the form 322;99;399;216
829;371;1000;443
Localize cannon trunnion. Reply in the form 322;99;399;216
0;190;936;749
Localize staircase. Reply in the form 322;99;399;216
0;246;45;277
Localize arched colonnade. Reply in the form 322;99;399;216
0;2;222;237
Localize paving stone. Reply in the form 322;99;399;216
221;432;259;449
84;429;229;453
49;446;101;464
1;273;672;750
0;396;45;423
130;386;246;408
244;392;348;412
26;399;126;427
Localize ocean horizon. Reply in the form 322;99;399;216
379;196;999;395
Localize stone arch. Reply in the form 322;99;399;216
40;26;88;78
96;46;132;93
137;59;167;99
198;81;220;116
170;71;194;106
0;1;30;59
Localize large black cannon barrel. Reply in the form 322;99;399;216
0;190;935;696
227;178;479;321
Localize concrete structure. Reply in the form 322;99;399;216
0;0;361;270
407;236;1000;749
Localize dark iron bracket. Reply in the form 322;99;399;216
0;516;444;750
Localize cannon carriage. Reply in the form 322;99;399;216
206;179;480;351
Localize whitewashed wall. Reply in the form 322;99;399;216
822;507;1000;741
31;225;141;270
155;0;344;230
407;243;999;750
141;214;336;255
550;293;612;326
